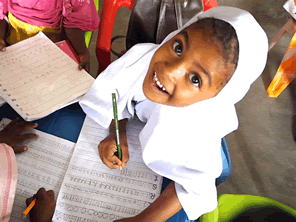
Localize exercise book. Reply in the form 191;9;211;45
0;117;163;222
0;32;94;121
0;38;81;109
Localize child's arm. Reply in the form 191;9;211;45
116;182;182;222
0;18;8;51
26;188;56;222
0;118;38;153
64;27;90;73
98;118;129;169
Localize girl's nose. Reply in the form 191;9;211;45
163;61;186;82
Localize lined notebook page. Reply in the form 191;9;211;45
0;118;75;222
0;32;94;121
53;117;163;222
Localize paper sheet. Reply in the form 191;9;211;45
284;0;296;19
0;96;6;107
53;117;163;222
0;32;94;121
0;118;76;222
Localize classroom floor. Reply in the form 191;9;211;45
87;0;296;210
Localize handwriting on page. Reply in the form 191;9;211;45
0;119;76;222
0;33;94;120
53;117;163;222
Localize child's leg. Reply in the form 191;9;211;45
161;178;197;222
0;103;85;142
6;12;62;45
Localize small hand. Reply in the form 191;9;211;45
0;118;38;153
98;132;129;169
26;188;56;222
78;51;90;73
0;38;6;52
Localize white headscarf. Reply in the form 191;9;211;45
80;6;268;220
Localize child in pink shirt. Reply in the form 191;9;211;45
0;0;100;72
0;118;56;222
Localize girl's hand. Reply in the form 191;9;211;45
78;51;90;73
26;188;56;222
0;38;6;52
63;27;90;73
0;118;38;153
98;131;129;169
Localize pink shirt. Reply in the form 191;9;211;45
0;143;17;222
0;0;99;31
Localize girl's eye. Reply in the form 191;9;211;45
173;41;182;56
189;73;201;87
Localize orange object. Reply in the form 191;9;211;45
21;198;36;219
203;0;218;11
96;0;135;76
267;20;296;98
95;0;218;77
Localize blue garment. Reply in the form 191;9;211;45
0;103;85;143
0;103;231;222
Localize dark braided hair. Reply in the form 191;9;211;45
193;18;239;89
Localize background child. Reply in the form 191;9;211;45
0;0;99;72
80;6;268;221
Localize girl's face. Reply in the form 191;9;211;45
143;24;229;107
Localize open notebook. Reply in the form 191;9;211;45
0;117;163;222
0;32;94;121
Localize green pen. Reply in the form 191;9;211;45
112;93;122;162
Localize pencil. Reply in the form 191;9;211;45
21;198;36;219
112;93;122;170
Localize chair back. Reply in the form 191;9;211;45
85;0;100;48
199;194;296;222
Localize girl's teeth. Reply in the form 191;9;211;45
154;72;167;92
157;81;163;88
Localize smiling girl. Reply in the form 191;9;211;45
80;6;268;222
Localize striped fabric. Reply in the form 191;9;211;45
0;143;17;222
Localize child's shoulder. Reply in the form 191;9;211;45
120;43;158;64
127;43;158;54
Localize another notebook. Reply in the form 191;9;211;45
0;117;163;222
55;40;80;64
0;32;94;121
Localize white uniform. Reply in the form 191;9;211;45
80;6;268;220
